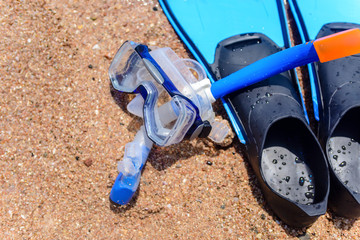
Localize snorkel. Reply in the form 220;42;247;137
109;29;360;205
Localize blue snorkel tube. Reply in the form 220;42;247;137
110;29;360;205
110;126;152;205
210;42;318;99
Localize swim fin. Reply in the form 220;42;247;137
160;0;329;227
289;0;360;218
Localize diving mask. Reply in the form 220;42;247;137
109;41;229;146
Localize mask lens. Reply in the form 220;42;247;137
141;82;196;146
109;41;153;93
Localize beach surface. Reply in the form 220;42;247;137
0;0;359;239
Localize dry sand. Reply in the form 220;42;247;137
1;0;359;239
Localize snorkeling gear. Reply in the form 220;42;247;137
160;0;360;227
109;24;360;216
109;42;229;205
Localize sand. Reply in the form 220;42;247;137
0;0;359;239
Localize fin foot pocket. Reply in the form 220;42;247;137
326;107;360;218
261;118;329;227
262;119;324;206
315;23;360;218
213;34;329;227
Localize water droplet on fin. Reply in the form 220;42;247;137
305;192;314;199
299;177;305;186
